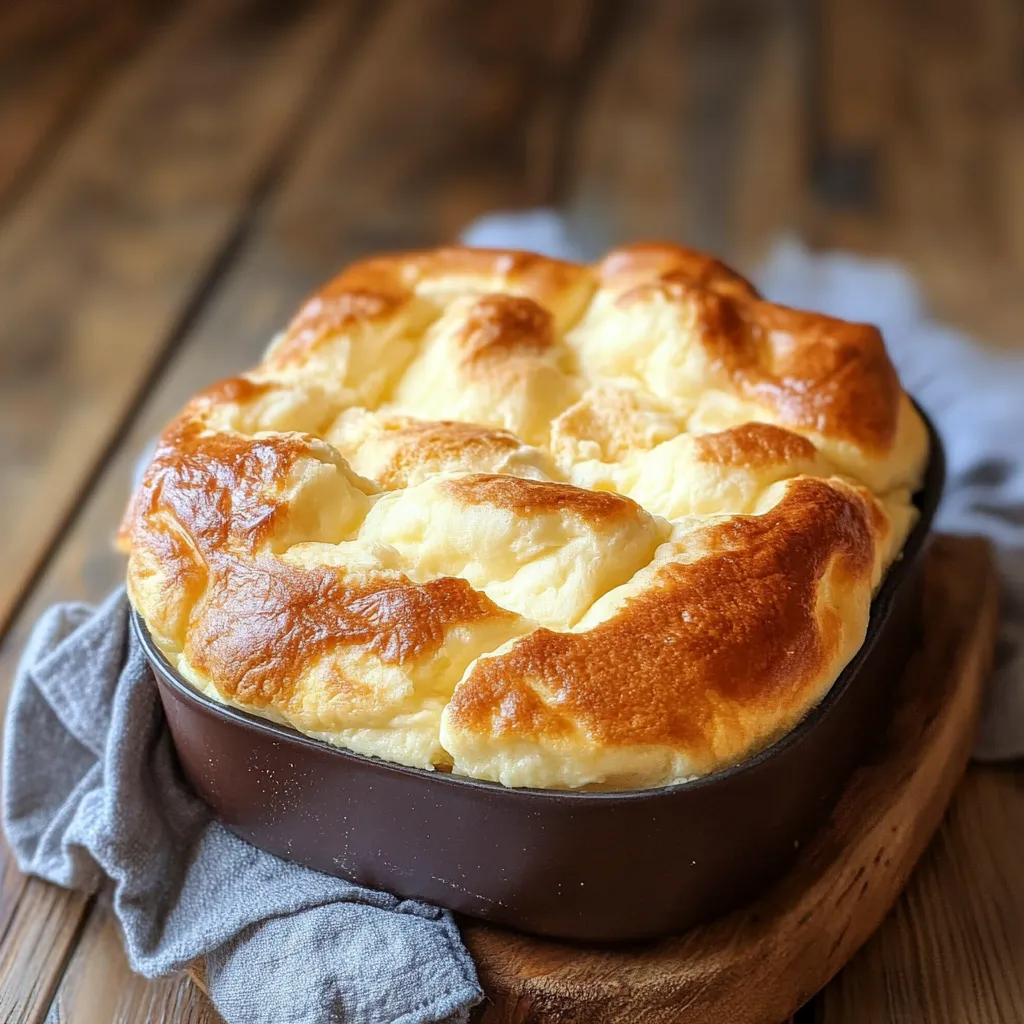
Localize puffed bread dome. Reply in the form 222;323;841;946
121;242;928;790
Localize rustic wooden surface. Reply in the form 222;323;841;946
0;0;1020;1021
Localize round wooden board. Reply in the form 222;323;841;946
187;536;998;1024
461;536;999;1024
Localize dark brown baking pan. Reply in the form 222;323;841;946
136;408;944;942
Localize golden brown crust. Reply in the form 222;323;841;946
598;241;760;301
445;478;877;772
122;241;928;788
609;281;900;453
351;246;590;304
741;301;902;453
188;376;274;409
455;295;554;367
269;246;592;371
440;474;642;523
131;422;322;555
128;423;519;718
186;558;515;710
692;423;819;467
272;290;408;369
334;417;527;490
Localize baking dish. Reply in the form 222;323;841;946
135;408;943;942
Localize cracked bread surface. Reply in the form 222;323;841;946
121;242;928;789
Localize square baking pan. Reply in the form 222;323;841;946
135;407;944;942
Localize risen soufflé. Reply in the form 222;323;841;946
120;243;928;790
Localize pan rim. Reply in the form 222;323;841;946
134;400;945;804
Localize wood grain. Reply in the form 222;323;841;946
809;0;1024;348
816;769;1024;1023
0;0;172;210
0;0;604;684
0;0;603;671
0;0;363;641
459;537;997;1024
0;884;89;1024
729;0;809;267
48;902;217;1024
0;1;1021;1018
567;0;808;268
0;0;598;642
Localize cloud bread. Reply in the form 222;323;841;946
121;241;929;789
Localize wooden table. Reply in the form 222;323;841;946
0;0;1020;1020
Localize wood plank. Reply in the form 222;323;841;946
10;3;1019;1017
729;0;810;268
0;0;173;212
0;0;602;720
809;0;1024;348
8;2;601;1017
47;902;218;1024
0;886;90;1024
817;765;1024;1023
567;0;809;268
252;0;599;259
789;18;1024;1013
0;0;363;642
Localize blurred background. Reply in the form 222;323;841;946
0;1;1021;1018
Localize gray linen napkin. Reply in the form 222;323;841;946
2;588;481;1024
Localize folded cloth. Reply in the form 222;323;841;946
2;589;482;1024
464;213;1024;760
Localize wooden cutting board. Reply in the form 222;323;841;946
189;536;999;1024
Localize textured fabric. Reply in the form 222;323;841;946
2;589;481;1024
464;213;1024;760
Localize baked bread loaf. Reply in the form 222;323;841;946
121;243;928;790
